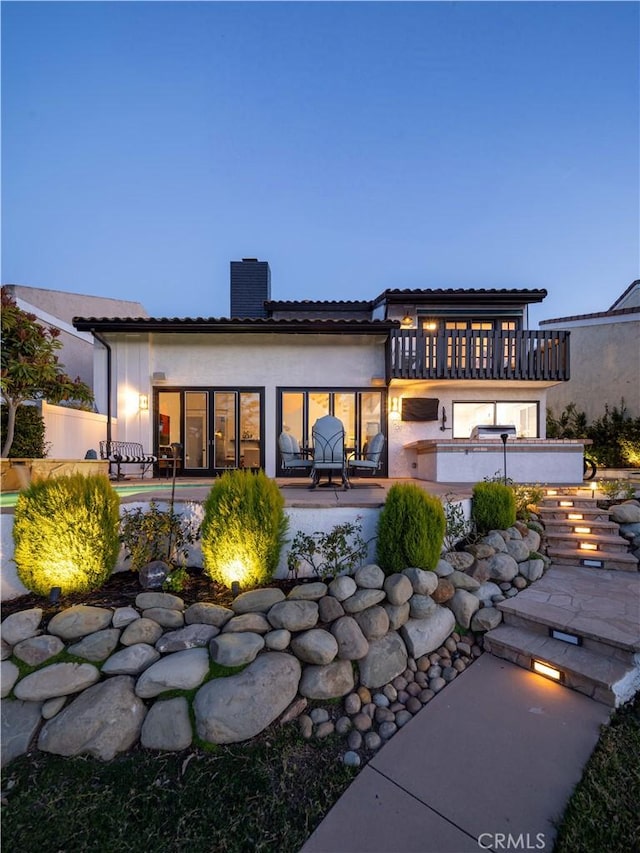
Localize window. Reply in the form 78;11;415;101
452;401;539;438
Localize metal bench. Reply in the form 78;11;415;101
99;441;157;480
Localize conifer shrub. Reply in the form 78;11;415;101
0;404;47;458
375;483;445;574
13;473;120;595
200;469;288;589
472;481;516;534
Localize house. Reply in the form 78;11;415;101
73;259;582;484
540;280;640;423
2;284;148;391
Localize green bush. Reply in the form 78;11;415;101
0;405;47;458
547;400;640;468
13;473;120;595
120;501;200;571
376;483;445;574
472;481;516;534
510;483;544;521
287;519;370;581
200;470;288;589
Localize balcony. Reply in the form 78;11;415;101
388;329;570;382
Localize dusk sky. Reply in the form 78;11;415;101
2;1;638;328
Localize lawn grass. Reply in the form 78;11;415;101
1;726;356;853
553;691;640;853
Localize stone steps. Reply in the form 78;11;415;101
486;483;639;705
537;493;637;572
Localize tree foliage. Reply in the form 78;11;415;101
547;399;640;468
1;289;93;457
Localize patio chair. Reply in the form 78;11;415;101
278;432;314;474
347;432;385;479
310;415;350;490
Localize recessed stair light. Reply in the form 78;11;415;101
531;659;563;682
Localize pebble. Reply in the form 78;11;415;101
299;714;313;739
315;721;335;739
372;693;389;708
343;751;361;767
364;732;382;751
396;709;413;726
378;721;397;739
352;713;372;732
430;676;446;693
347;730;363;750
309;707;330;724
335;716;352;735
406;697;422;714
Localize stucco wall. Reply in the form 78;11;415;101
543;314;640;422
101;332;387;477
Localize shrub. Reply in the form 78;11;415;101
442;492;473;551
120;501;201;571
598;479;636;502
510;483;544;521
13;473;120;595
376;483;445;574
472;481;516;534
287;518;370;580
200;470;288;589
0;405;47;458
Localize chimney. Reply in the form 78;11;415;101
230;258;271;318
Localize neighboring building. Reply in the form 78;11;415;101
74;259;582;483
540;280;640;423
2;284;148;390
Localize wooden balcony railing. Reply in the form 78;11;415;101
387;329;570;381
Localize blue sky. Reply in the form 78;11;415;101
2;1;638;327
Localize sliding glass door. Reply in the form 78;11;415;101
278;388;385;476
156;388;264;476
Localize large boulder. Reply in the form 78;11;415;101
47;606;113;641
1;608;43;645
38;676;145;761
448;590;480;630
1;699;43;767
194;652;301;744
14;662;100;702
267;600;319;631
135;648;210;698
298;659;355;699
358;632;408;689
400;607;455;658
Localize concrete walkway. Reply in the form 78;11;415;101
301;654;610;853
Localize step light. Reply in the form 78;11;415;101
550;629;581;646
574;526;591;534
567;513;584;520
531;659;563;683
580;542;598;551
582;559;604;568
559;500;574;507
546;489;558;496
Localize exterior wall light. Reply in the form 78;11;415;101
389;397;401;419
139;394;149;411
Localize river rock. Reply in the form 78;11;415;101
267;600;319;631
331;616;369;660
141;608;184;629
290;629;338;664
471;607;503;632
358;632;408;689
210;632;265;667
120;617;164;646
481;531;508;553
522;529;542;553
264;629;291;650
1;699;43;767
194;652;301;743
287;582;328;601
328;575;357;601
449;589;481;629
1;660;20;698
47;606;113;641
185;602;234;628
1;608;43;645
139;560;171;589
140;696;192;751
101;643;161;675
354;606;389;640
434;559;454;577
384;574;413;605
299;658;354;699
135;648;210;698
355;565;385;589
155;623;219;652
318;595;345;622
519;559;545;582
486;552;519;582
403;567;439;596
440;551;475;571
409;594;437;620
136;592;185;611
38;676;146;761
400;607;456;658
475;581;503;605
610;502;640;524
505;538;531;562
383;601;411;631
14;662;100;701
465;542;495;560
448;570;481;591
432;578;455;604
12;634;64;666
342;589;386;614
221;613;271;634
67;629;121;662
231;588;286;613
112;607;140;628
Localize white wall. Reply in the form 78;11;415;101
42;402;113;459
102;332;386;477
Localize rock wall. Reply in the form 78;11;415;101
1;520;545;768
